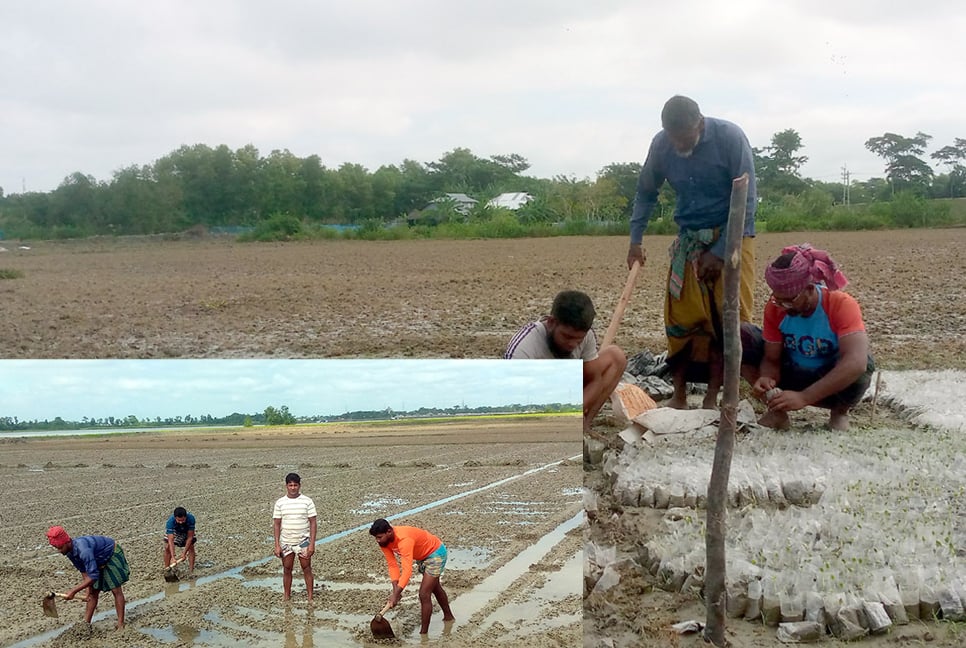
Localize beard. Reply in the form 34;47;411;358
546;331;573;359
674;132;701;158
376;533;396;547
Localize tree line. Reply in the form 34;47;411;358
1;130;964;240
0;401;580;431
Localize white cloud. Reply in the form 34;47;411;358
1;1;963;192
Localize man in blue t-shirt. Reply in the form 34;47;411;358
47;525;129;629
627;95;757;411
163;506;197;573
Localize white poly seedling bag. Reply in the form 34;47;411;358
632;407;718;436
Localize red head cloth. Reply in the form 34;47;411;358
46;526;71;548
764;243;849;296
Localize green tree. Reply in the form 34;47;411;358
104;165;183;234
767;129;808;175
597;162;641;219
256;149;307;218
755;129;809;198
930;138;966;198
371;165;402;221
586;177;627;221
395;159;435;215
334;163;375;223
490;153;530;174
155;144;221;225
864;131;934;195
48;172;102;234
514;193;556;224
264;405;296;425
426;148;520;194
298;155;334;221
850;177;891;203
232;144;262;223
543;175;586;221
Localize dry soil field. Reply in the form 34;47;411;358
0;416;581;648
1;230;964;366
3;229;966;648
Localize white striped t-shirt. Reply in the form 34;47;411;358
273;493;317;539
504;319;598;361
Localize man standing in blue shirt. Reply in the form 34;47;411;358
163;506;197;573
47;525;129;630
627;95;757;410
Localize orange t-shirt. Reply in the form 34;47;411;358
762;286;865;370
379;526;442;589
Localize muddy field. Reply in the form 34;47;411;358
1;230;964;367
0;417;581;647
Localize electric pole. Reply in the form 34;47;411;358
840;165;851;206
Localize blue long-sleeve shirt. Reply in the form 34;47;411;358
630;116;757;258
65;535;115;583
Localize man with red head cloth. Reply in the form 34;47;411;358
741;244;874;431
46;526;130;629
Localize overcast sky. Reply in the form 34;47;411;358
2;1;963;195
0;359;582;421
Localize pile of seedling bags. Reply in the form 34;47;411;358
603;403;966;640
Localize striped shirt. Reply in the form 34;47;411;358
273;493;317;539
504;319;598;361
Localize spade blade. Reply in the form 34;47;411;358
370;614;394;639
42;594;58;618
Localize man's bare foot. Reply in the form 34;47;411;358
666;396;689;410
828;411;850;431
758;409;790;430
443;615;456;622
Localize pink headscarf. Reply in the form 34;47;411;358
764;243;849;296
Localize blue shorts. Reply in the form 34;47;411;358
417;543;447;577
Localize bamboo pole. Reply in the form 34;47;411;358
704;173;749;647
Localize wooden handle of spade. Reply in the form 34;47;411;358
49;592;88;601
601;260;641;349
374;602;393;620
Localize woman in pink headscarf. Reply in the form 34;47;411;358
739;244;874;431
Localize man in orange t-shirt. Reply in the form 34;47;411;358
741;244;874;431
369;518;455;634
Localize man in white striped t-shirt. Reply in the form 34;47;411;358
272;472;318;601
